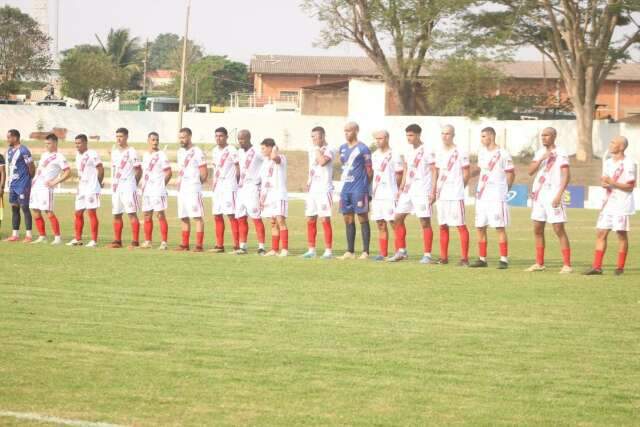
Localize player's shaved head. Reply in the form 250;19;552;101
442;124;455;135
373;130;389;139
543;127;557;137
344;121;359;143
344;121;359;132
614;135;629;150
238;129;251;139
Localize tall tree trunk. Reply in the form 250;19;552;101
574;102;594;162
395;79;416;115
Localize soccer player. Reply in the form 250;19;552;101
470;127;515;269
526;127;572;273
3;129;35;242
584;136;635;276
176;127;207;251
433;125;471;266
369;130;403;261
337;122;373;260
235;129;267;255
0;151;5;228
108;127;142;249
67;134;103;247
140;132;172;250
259;138;289;256
302;126;335;259
389;124;437;264
210;127;240;253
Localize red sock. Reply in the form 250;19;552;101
322;219;333;249
423;227;433;253
307;219;317;248
182;230;190;247
379;235;388;257
196;231;204;247
230;217;239;248
593;249;605;269
214;215;225;247
238;217;249;244
88;210;98;242
536;246;545;266
35;216;46;236
272;234;280;251
458;225;469;260
131;217;140;242
439;226;449;260
253;218;266;244
617;251;627;270
144;218;153;241
499;241;508;257
561;248;571;267
74;211;84;240
395;223;407;251
49;214;61;236
113;218;123;241
478;240;488;258
159;217;168;242
281;229;289;250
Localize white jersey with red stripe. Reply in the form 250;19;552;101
476;146;514;202
76;149;103;195
260;155;287;201
601;157;636;216
177;146;206;193
111;146;140;193
141;150;171;197
32;151;70;190
403;143;436;197
531;147;570;203
211;145;239;192
371;149;403;200
307;145;334;193
435;146;469;201
239;146;264;188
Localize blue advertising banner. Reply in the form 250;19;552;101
507;184;529;207
564;186;585;208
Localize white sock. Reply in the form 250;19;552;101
26;230;32;237
12;230;18;237
308;247;316;253
424;252;431;258
480;256;486;262
500;256;508;263
258;243;265;249
240;242;247;249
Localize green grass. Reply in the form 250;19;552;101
1;196;639;426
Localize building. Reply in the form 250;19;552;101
145;70;178;90
248;54;640;119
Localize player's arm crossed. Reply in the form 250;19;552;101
602;175;635;192
47;165;71;188
315;148;331;166
527;151;550;176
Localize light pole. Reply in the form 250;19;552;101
178;0;192;132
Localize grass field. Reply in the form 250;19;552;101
1;196;639;426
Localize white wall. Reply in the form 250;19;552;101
348;79;386;119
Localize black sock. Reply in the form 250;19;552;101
21;205;32;231
346;223;356;253
360;221;371;254
12;205;20;230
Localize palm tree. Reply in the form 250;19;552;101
95;28;141;72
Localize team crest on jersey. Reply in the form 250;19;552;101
357;200;363;208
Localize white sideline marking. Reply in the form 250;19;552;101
0;411;127;427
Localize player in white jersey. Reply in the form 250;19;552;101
302;126;335;259
67;134;103;247
389;124;437;264
234;129;266;255
259;138;289;257
584;136;636;276
176;128;207;252
433;125;471;266
30;134;71;245
368;130;403;261
210;127;240;253
526;127;572;273
108;128;142;249
139;132;172;250
470;127;515;269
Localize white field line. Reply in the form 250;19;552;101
0;410;127;427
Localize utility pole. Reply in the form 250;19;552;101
142;39;149;97
178;0;192;131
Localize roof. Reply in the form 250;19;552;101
146;70;177;79
250;55;640;81
619;114;640;124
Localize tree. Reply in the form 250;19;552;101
463;1;640;161
96;28;142;88
302;0;472;114
0;6;51;88
166;38;203;71
60;49;129;109
149;33;181;70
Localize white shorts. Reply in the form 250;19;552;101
29;187;54;211
372;199;396;222
475;199;510;228
75;193;100;211
305;192;333;218
395;192;432;218
212;189;237;215
236;186;261;219
112;191;140;215
178;192;204;219
531;200;567;224
262;198;288;218
142;195;168;212
596;213;631;232
437;200;466;226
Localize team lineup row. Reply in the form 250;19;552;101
1;123;635;275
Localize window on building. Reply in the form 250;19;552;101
279;91;299;99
